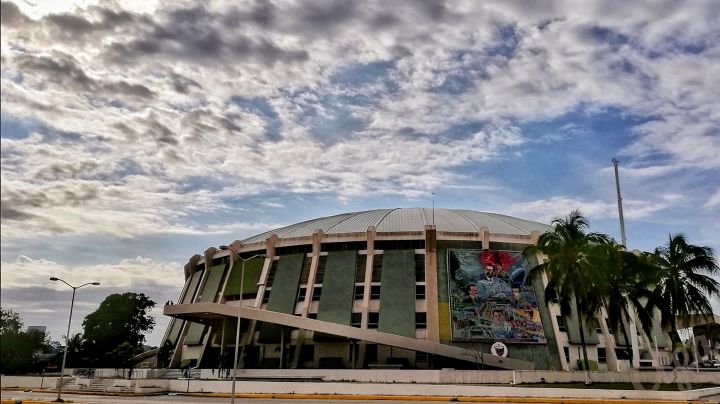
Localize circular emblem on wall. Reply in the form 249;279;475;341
490;341;508;357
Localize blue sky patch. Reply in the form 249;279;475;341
230;96;282;141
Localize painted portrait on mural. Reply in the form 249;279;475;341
447;250;547;343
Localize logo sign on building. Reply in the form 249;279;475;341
491;341;508;357
447;250;547;344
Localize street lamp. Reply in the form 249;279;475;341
50;277;100;403
230;253;266;404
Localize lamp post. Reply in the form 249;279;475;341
230;253;266;404
50;277;100;403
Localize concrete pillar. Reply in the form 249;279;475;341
292;230;323;368
302;230;324;317
358;225;376;368
246;235;277;351
480;226;490;249
424;225;439;342
183;254;202;280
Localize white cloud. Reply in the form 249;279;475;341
0;255;183;290
704;188;720;209
503;196;668;224
1;0;718;246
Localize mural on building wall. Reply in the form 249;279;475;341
447;250;547;344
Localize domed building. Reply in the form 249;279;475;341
162;208;669;371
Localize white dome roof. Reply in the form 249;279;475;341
242;208;551;244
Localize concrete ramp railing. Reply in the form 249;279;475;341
165;302;535;370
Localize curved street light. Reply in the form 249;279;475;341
50;277;100;403
230;253;266;404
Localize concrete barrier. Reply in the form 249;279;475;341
0;376;58;389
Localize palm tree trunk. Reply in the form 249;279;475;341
619;322;633;368
576;301;592;384
669;325;681;368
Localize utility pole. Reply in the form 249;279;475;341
612;158;627;247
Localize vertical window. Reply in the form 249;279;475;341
300;256;312;285
370;285;381;299
351;313;362;328
371;254;383;282
415;312;427;329
415;254;425;282
296;287;307;303
563;347;570;363
311;286;322;301
265;260;278;288
262;288;271;304
592;319;602;334
415;284;426;299
355;255;367;283
368;312;379;329
314;256;327;284
556;316;567;332
354;285;365;300
597;347;606;363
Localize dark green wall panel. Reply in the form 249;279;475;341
260;254;304;343
317;251;357;325
223;257;265;296
378;250;416;338
198;263;226;303
266;253;305;313
181;270;204;304
184;322;206;345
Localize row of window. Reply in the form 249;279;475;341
303;312;428;329
563;346;609;364
258;284;428;305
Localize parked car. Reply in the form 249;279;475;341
700;359;720;368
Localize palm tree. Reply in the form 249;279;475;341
592;240;656;367
646;234;720;350
524;210;608;383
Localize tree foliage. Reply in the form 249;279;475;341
0;308;49;374
646;233;720;346
524;210;608;380
81;292;156;367
525;212;720;374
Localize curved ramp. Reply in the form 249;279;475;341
164;303;535;370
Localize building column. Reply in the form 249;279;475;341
480;226;490;249
357;225;376;368
291;230;323;368
424;225;439;343
245;235;277;350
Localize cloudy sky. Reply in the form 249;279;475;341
1;0;719;346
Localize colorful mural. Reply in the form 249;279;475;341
447;250;547;344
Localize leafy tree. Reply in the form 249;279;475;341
157;340;174;368
592;241;656;367
524;210;608;384
1;308;23;334
646;234;720;349
65;332;87;367
81;292;156;367
0;308;48;374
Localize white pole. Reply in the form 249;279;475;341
50;278;99;403
612;158;627;247
230;259;245;404
57;287;76;402
230;253;265;404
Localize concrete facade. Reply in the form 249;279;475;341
159;208;673;371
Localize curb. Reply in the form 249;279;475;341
180;392;713;404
